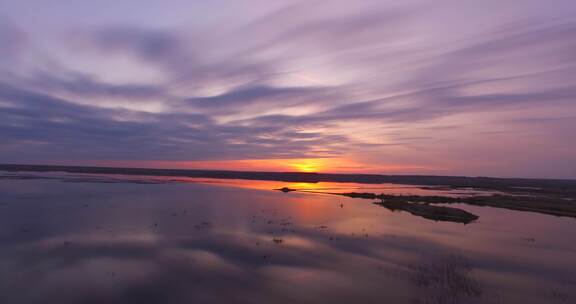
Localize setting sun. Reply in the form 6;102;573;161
289;159;325;172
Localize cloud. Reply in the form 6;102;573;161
25;71;169;100
0;82;357;162
1;0;576;177
91;27;186;66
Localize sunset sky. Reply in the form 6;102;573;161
1;0;575;178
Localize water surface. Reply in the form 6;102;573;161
0;172;575;303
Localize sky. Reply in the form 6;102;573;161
0;0;575;178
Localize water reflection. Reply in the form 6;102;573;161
0;171;498;196
0;174;575;303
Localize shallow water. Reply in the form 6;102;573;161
0;173;575;304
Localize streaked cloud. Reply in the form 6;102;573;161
0;0;575;178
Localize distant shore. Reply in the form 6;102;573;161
1;164;574;195
2;163;576;222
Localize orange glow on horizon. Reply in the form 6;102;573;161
288;159;325;172
90;158;344;172
151;158;360;173
77;158;439;174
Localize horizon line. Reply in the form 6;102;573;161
0;163;574;182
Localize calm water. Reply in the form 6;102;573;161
0;172;575;304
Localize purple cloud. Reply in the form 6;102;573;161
0;0;575;178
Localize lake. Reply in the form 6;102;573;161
0;172;575;304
